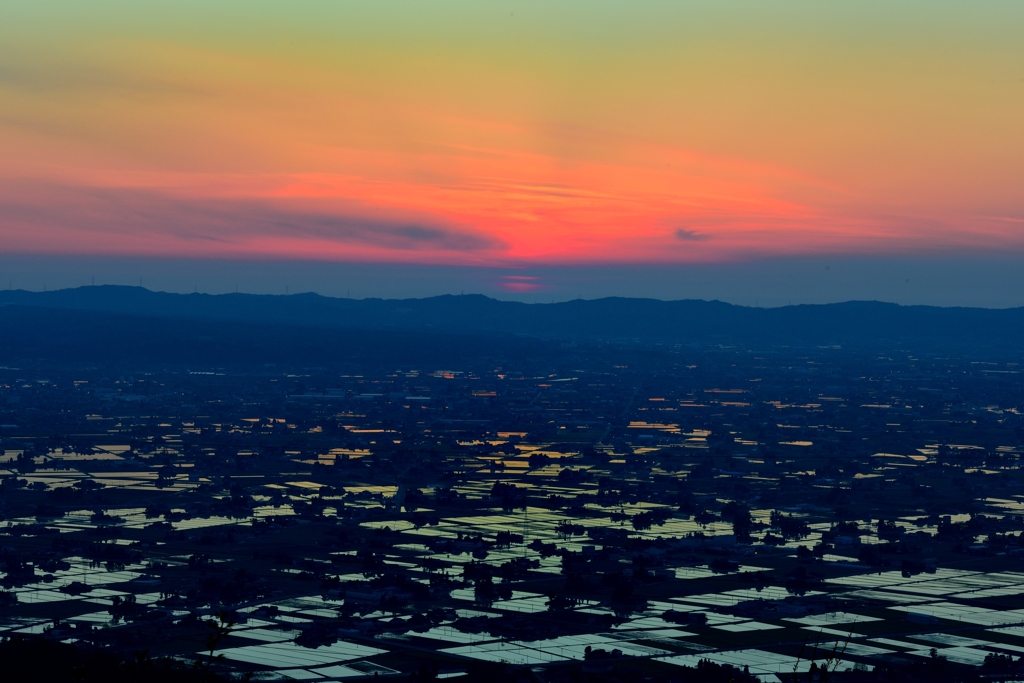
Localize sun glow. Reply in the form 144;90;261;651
1;2;1022;264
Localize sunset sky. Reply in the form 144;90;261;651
2;2;1022;300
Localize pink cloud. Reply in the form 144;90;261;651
498;275;543;292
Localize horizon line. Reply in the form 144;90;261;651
2;284;1023;312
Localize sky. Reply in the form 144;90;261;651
1;2;1023;303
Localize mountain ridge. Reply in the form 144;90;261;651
1;286;1023;348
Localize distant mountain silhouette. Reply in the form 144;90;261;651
1;286;1023;350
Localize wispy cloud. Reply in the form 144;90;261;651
674;228;709;242
0;184;503;256
498;274;543;293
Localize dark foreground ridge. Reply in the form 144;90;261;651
0;637;227;683
2;285;1024;349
